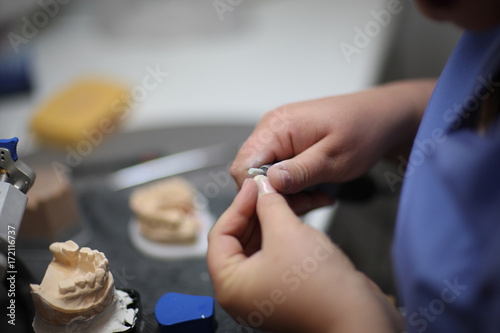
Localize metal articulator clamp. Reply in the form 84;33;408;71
0;137;36;279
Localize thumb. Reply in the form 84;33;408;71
254;175;302;238
267;141;335;193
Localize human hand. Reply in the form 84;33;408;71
207;176;403;333
231;80;435;213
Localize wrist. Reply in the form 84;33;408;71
320;272;404;333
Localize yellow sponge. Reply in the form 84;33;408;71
31;79;130;148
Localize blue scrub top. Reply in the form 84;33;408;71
393;26;500;333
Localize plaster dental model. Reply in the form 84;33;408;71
31;240;138;332
129;177;199;243
20;166;81;241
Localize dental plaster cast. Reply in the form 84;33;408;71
129;177;199;243
31;241;137;332
20;166;81;241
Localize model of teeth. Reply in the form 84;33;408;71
30;240;115;326
129;177;200;243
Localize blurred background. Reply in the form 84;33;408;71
0;1;463;332
0;0;462;152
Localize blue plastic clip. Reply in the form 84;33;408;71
0;137;19;161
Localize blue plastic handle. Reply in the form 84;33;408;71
0;137;19;161
155;292;215;333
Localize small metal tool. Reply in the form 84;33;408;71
247;164;272;177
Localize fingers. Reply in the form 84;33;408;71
267;140;339;194
285;191;335;216
230;133;282;189
230;106;300;189
207;179;258;279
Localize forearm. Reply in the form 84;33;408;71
318;78;438;176
355;78;436;154
372;78;438;160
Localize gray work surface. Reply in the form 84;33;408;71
8;125;399;333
